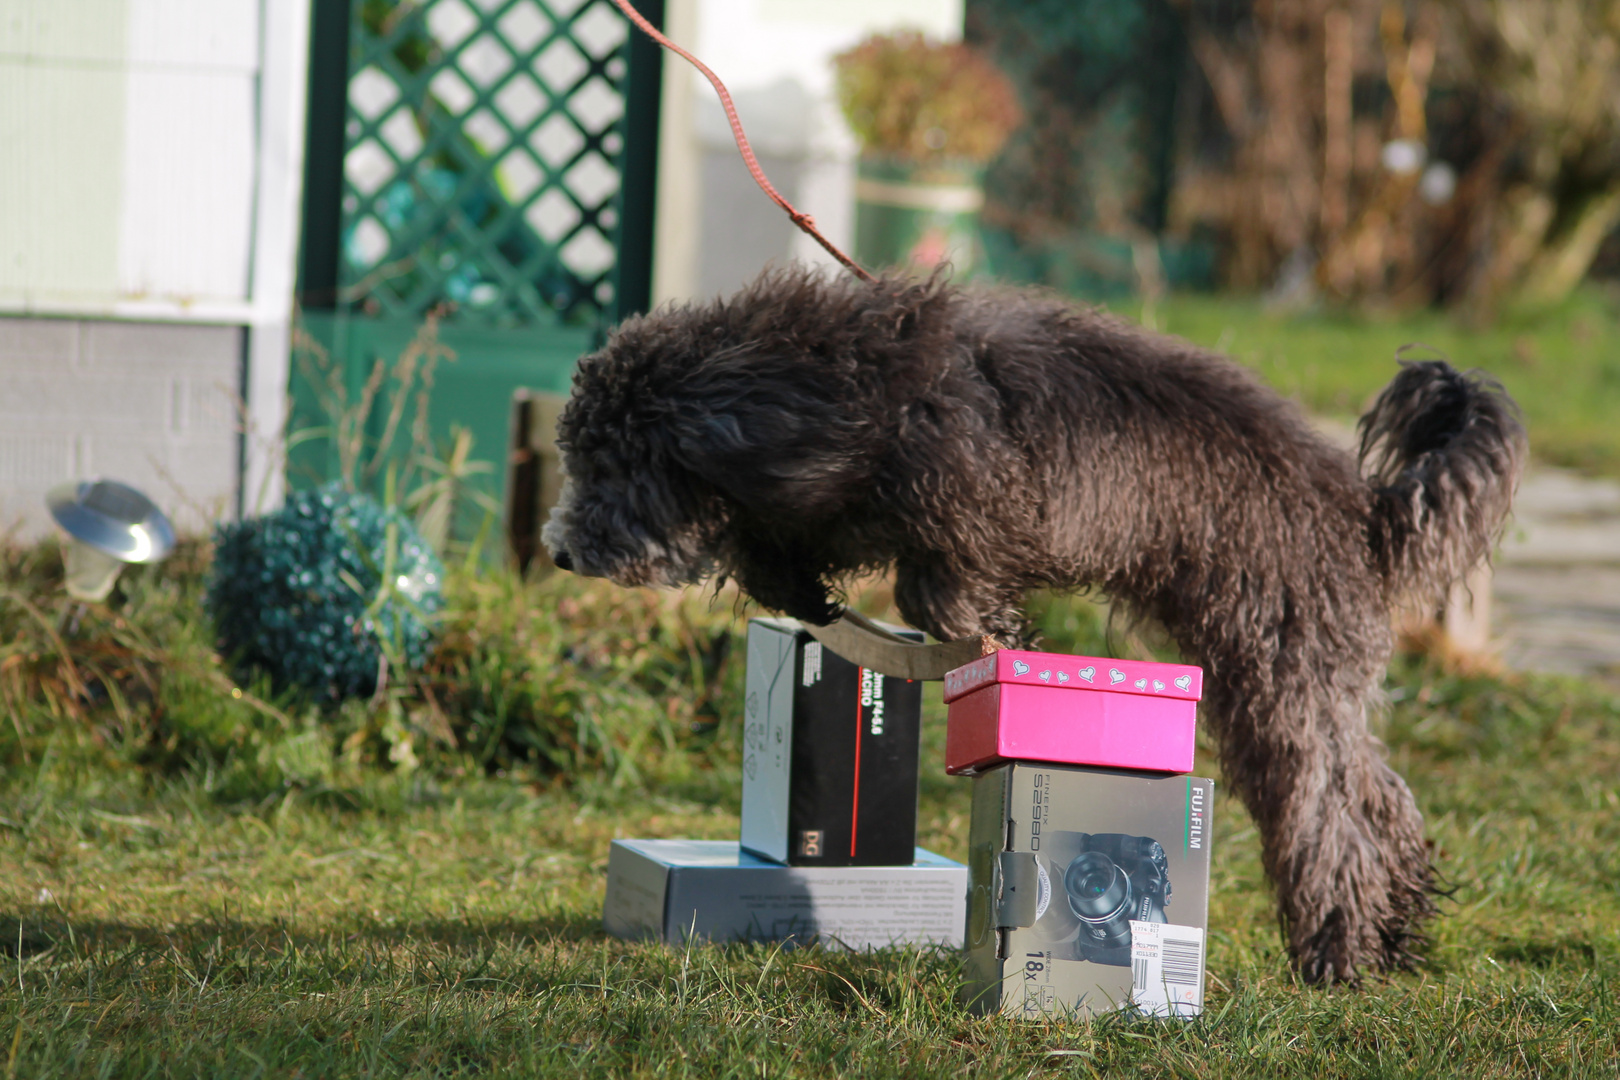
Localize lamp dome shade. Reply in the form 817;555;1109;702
46;479;176;564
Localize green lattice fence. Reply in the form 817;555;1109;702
291;0;663;528
339;0;643;326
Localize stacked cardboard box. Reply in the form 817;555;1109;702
739;618;926;866
946;650;1214;1020
602;618;968;949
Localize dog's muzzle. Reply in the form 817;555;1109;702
551;548;574;572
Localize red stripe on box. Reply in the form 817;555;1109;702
850;667;863;859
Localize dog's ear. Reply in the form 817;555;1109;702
726;530;843;625
661;359;873;515
648;356;865;625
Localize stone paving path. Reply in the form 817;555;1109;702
1494;468;1620;684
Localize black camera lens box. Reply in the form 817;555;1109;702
740;617;924;866
964;761;1215;1019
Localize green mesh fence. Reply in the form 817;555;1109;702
288;0;661;527
339;0;638;327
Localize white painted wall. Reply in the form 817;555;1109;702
696;0;959;96
0;0;309;537
651;0;962;304
117;1;262;310
0;0;269;318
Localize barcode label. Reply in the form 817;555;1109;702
801;643;823;687
1161;939;1202;986
1129;921;1205;1018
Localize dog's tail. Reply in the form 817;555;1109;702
1358;359;1526;601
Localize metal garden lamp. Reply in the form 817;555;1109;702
46;479;176;602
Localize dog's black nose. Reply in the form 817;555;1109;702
552;548;574;572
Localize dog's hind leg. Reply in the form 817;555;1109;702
1201;648;1435;984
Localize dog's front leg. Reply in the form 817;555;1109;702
892;556;1026;644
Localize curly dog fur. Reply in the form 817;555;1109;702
543;267;1525;983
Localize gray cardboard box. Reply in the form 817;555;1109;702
604;839;967;949
964;762;1214;1019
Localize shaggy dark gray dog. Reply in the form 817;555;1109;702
543;266;1525;983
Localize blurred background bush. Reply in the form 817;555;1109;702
966;0;1620;313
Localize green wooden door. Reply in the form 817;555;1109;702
291;0;662;532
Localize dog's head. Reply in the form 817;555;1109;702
537;324;727;589
540;276;862;594
542;268;951;617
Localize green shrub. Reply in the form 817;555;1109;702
833;31;1022;166
208;485;444;701
1;532;745;797
414;569;741;786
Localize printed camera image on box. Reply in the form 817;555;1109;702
944;650;1203;776
740;618;924;866
1026;830;1173;966
963;762;1214;1019
603;839;967;949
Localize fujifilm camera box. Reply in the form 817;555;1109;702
964;762;1214;1019
603;839;967;949
740;618;924;866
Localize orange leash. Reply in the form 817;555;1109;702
605;0;875;283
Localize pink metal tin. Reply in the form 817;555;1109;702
943;651;1203;775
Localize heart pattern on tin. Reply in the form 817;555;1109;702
1039;669;1051;682
1012;660;1030;676
1152;679;1165;692
1134;678;1148;690
1078;666;1096;683
1057;671;1070;684
1109;668;1126;684
1174;675;1192;691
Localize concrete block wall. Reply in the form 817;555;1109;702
0;316;242;541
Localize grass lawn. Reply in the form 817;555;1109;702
5;287;1620;1076
1140;288;1620;477
4;569;1620;1077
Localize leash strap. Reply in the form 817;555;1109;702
605;0;875;283
804;610;1001;681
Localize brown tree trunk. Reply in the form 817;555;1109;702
1183;0;1329;289
1317;2;1435;300
1321;6;1355;242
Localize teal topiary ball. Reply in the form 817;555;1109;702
208;485;445;699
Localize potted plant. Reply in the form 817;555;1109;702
833;31;1021;276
